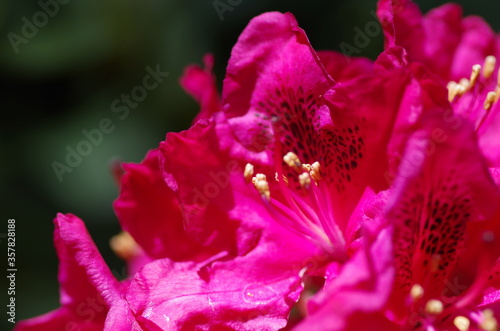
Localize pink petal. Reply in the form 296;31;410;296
388;115;499;300
478;102;500;167
221;11;334;162
322;58;411;229
160;119;255;255
317;51;373;82
55;214;123;305
16;213;125;329
104;299;146;331
126;232;309;330
449;16;497;81
377;0;497;82
294;227;397;331
180;54;221;123
114;149;210;261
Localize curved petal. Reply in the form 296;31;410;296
126;231;313;331
317;51;373;82
180;54;221;123
388;115;499;301
15;213;124;330
160;116;315;259
54;213;123;306
114;149;209;261
222;11;334;162
377;0;497;81
294;227;397;331
160;119;254;255
478;102;500;167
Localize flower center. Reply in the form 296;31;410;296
447;55;500;131
245;152;347;261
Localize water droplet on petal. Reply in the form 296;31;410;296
242;283;278;304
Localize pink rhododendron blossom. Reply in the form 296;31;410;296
378;0;500;166
17;1;500;330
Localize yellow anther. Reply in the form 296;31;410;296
447;81;457;90
302;163;312;172
454;316;471;331
410;284;424;302
283;152;302;170
310;161;322;182
110;232;139;260
448;81;458;102
425;299;444;315
244;163;254;183
480;309;498;331
484;91;497;110
252;173;270;201
452;84;467;100
459;78;470;91
470;64;481;88
483;56;496;79
299;172;311;188
252;173;267;184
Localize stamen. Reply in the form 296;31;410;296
252;173;266;183
410;284;424;302
310;161;322;182
453;84;467;100
470;64;481;88
299;172;311;188
244;163;254;183
283;152;302;171
454;316;471;331
110;232;139;260
425;299;444;315
459;78;471;91
484;91;497;110
252;173;270;201
480;309;498;331
447;81;458;102
483;56;496;79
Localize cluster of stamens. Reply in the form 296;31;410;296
447;55;500;111
409;284;499;331
246;152;323;201
243;151;347;258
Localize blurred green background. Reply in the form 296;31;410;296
1;0;498;329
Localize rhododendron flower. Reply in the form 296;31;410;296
16;1;500;330
297;1;500;330
298;114;500;330
378;0;500;166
